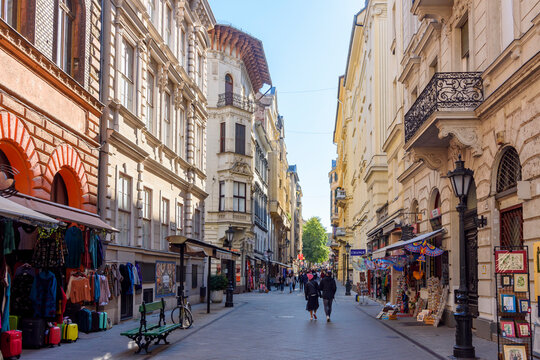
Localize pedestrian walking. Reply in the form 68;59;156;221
304;273;320;320
287;273;293;293
319;270;337;322
279;274;285;292
292;275;297;292
298;271;304;291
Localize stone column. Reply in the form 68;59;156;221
188;25;195;79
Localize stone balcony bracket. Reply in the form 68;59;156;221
411;0;454;22
436;119;483;157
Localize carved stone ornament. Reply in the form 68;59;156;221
158;62;170;92
174;83;185;109
230;161;251;176
410;148;448;176
437;120;483;157
176;0;186;20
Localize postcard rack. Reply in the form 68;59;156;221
494;245;533;360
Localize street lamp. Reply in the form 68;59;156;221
447;155;475;359
224;226;235;307
345;243;352;296
266;247;273;291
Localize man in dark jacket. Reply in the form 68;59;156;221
319;270;337;322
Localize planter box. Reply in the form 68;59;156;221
211;290;223;303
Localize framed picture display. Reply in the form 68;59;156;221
495;250;528;273
503;343;527;360
502;274;513;287
519;299;530;313
514;273;528;292
501;294;517;313
500;319;516;338
516;322;531;338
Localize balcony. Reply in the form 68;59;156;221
411;0;453;21
404;72;484;163
335;227;346;237
217;93;254;113
335;188;347;207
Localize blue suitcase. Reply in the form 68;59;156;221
77;309;92;333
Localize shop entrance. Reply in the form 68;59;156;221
464;181;479;318
120;292;133;320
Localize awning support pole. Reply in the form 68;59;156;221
207;256;211;314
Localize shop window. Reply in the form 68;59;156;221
51;173;69;205
496;147;522;193
139;262;155;283
192;264;197;288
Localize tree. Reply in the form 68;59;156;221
302;217;329;264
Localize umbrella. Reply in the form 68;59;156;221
405;239;444;257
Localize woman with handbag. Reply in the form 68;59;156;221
304;273;320;320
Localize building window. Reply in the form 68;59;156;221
164;4;172;47
177;107;185;157
142;188;152;248
51;173;69;205
120;39;135;111
56;0;74;74
500;205;523;248
220;122;226;152
194;209;201;238
225;74;233;95
181;27;187;69
233;182;246;212
197;52;203;87
161;198;169;250
460;19;470;71
147;0;156;25
146;62;157;133
176;203;183;233
1;0;18;30
195;123;202;168
192;264;198;288
219;181;225;211
117;174;132;246
163;91;172;148
496;147;522;193
235;123;245;155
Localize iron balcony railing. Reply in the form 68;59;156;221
404;72;483;143
336;189;346;200
217;93;254;113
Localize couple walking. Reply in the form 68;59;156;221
304;270;337;321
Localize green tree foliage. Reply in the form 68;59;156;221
302;217;329;264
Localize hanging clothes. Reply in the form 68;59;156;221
88;233;100;269
32;230;67;268
30;270;57;318
93;272;100;303
11;265;35;318
1;273;11;332
56;286;67;324
3;220;15;255
66;275;92;303
96;236;104;268
65;226;84;268
119;264;133;295
98;275;111;306
132;263;141;290
108;264;123;297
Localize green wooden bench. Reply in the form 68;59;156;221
120;298;182;354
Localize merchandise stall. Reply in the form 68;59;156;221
0;193;118;354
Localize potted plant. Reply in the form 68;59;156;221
209;274;228;303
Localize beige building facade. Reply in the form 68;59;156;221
99;0;215;323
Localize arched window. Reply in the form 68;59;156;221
496;147;522;193
0;149;12;178
56;0;74;74
51;172;69;205
1;0;18;29
225;74;233;95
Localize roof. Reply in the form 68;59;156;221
209;24;272;91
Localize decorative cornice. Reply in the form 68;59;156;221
436;119;483;157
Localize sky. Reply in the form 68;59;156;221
208;1;363;231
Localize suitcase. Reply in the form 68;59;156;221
21;318;46;349
60;323;78;342
77;309;92;333
1;330;22;359
9;316;20;331
98;312;107;331
91;311;100;332
46;325;61;347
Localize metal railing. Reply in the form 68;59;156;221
404;72;483;143
217;93;254;113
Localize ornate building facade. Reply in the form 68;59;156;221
99;0;215;322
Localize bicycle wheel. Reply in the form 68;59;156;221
171;306;180;324
180;306;193;329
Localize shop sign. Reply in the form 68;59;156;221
350;249;366;256
155;261;176;298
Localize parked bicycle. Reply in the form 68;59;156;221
170;292;193;329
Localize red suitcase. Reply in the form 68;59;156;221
46;325;61;347
1;330;22;359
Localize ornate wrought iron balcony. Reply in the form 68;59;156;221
217;93;254;113
404;72;483;143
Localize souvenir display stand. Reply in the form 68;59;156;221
494;246;533;360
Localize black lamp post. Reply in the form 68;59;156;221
447;155;475;359
266;247;273;290
345;243;352;296
224;226;235;307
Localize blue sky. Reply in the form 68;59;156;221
208;1;363;230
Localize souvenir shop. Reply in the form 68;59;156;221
368;229;448;325
0;194;117;353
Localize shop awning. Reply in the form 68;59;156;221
253;253;266;262
10;194;117;231
372;229;445;259
0;195;60;226
166;235;240;259
270;260;291;268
